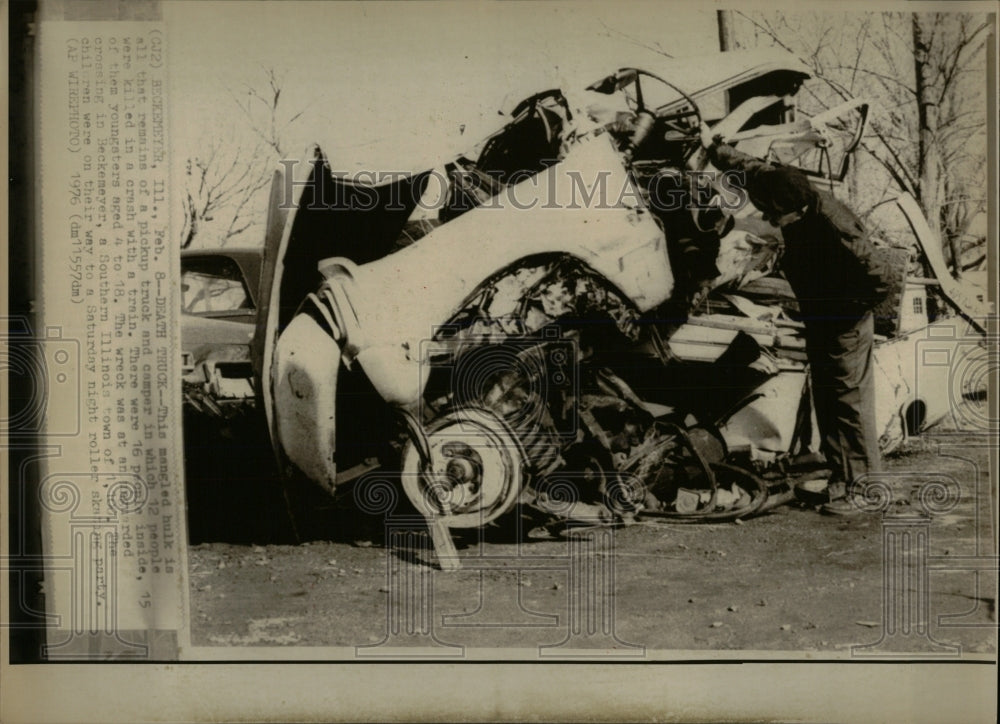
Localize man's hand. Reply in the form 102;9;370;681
699;124;727;169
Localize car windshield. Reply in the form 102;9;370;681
181;256;252;314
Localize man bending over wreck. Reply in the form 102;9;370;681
703;134;890;515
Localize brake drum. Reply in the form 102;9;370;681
400;408;525;528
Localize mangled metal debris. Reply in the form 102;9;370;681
245;50;987;568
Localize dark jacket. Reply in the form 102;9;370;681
710;144;889;325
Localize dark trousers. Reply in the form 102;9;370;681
805;312;881;486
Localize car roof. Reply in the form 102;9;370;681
641;48;809;97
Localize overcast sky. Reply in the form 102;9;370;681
165;1;720;170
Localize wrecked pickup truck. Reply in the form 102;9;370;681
247;50;988;565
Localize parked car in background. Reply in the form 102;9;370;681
181;248;261;324
180;247;262;414
180;247;291;543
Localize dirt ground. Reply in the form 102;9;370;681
184;407;996;657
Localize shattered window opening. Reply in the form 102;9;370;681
181;256;254;315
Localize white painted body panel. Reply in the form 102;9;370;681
321;134;673;407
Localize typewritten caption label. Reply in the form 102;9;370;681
38;22;185;654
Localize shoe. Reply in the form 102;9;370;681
821;482;864;516
794;477;831;505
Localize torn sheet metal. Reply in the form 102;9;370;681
718;371;808;460
321;135;671;410
895;193;989;333
712;230;780;290
668;311;806;365
246;48;991;571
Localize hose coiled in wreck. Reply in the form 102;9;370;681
638;462;771;523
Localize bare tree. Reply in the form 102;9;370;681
180;67;306;249
912;13;942;237
733;11;989;273
231;67;307;159
597;18;673;58
180;137;271;249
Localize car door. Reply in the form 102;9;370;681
713;96;871;188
